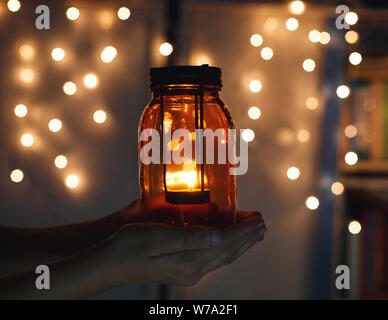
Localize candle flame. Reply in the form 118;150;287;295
166;160;208;190
166;170;197;189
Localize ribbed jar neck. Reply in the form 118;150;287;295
151;84;220;98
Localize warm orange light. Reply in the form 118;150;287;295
345;31;358;44
20;133;34;147
48;119;62;132
285;18;299;31
7;0;20;12
55;155;68;169
263;17;278;31
10;169;23;183
84;73;98;88
51;48;65;61
289;1;305;15
117;7;130;20
93;110;107;124
159;42;173;56
66;7;80;21
63;81;77;95
250;34;263;47
303;58;315;72
249;80;262;93
319;32;331;44
65;174;79;188
305;97;319;110
19;68;35;83
19;44;35;60
98;10;114;29
14;104;28;117
166;170;198;189
101;46;117;63
348;220;361;234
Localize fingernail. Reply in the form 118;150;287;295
258;227;266;238
256;221;264;229
207;231;222;246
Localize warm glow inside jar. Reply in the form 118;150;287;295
138;65;237;227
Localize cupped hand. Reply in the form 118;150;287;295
105;210;266;287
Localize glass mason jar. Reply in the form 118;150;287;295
138;65;237;227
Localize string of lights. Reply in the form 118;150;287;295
5;0;363;235
242;1;362;234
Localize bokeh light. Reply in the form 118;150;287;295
101;46;117;63
63;81;77;95
319;32;331;44
344;125;358;138
336;85;350;99
93;110;107;124
48;119;62;133
14;104;27;117
348;220;361;234
331;182;344;195
285;18;299;31
308;30;321;43
10;169;23;183
19;68;35;83
260;47;273;60
345;12;358;25
249;80;262;93
345;30;359;44
345;151;358;165
263;17;278;31
19;44;35;61
117;7;131;20
20;133;34;147
289;1;305;15
65;174;79;189
84;73;98;88
51;48;65;61
349;52;362;65
159;42;173;56
305;97;319;110
7;0;20;12
248;106;261;120
54;155;68;169
66;7;80;21
192;54;212;66
287;166;300;180
303;58;315;72
242;129;255;142
297;129;310;143
306;196;319;210
250;34;263;47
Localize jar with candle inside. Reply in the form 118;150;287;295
138;65;237;227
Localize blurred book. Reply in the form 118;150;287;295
340;72;388;162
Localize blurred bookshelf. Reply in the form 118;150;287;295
338;57;388;299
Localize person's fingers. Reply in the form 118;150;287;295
151;223;266;286
150;217;263;267
198;223;266;276
236;211;262;223
223;228;266;266
144;224;223;257
115;200;142;226
222;216;264;247
167;217;265;278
